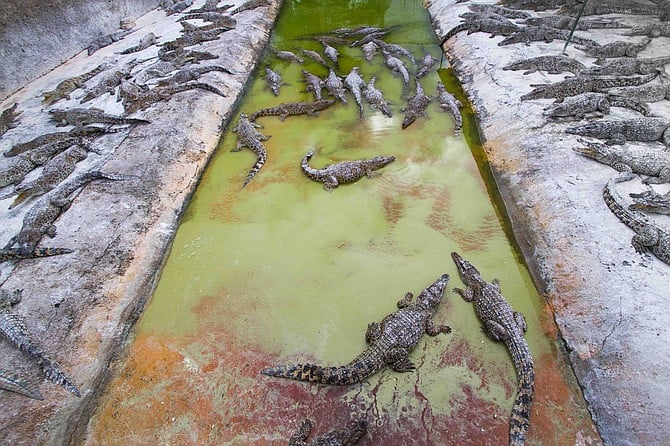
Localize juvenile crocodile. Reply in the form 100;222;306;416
574;139;670;184
543;93;649;119
324;69;348;104
467;3;531;19
86;30;132;55
302;70;324;101
229;0;271;15
232;113;269;187
0;247;73;263
382;51;410;86
117;32;159;54
0;289;80;396
80;59;144;103
566;118;670;146
4;126;108;157
122;82;226;114
49;108;150;127
158;47;219;64
301;150;395;191
364;76;392;118
43;63;109;105
441;18;520;43
401;80;431;130
451;252;534;446
577;38;653;63
503;55;586;75
0;103;21;138
582;56;670;77
320;41;340;68
604;173;670;264
160;28;227;53
499;0;567;10
561;0;660;17
521;73;657;102
625;23;670;38
436;82;463;132
288;419;368;446
344;67;367;118
157;65;235;86
178;12;237;29
163;0;194;15
189;0;233;13
608;78;670;104
0;368;43;400
265;67;283;96
630;190;670;215
301;49;330;68
249;99;335;122
522;15;629;30
4;171;133;251
262;274;450;383
372;39;416;65
361;41;378;62
498;25;595;46
273;49;304;64
179;15;236;33
416;52;437;79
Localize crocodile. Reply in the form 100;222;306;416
178;16;236;33
301;150;395;191
330;26;385;37
265;67;284;96
232;113;269;187
350;31;390;48
4;171;134;251
156;65;236;86
80;59;143;103
122;82;227;114
320;40;340;68
604;173;670;264
364;76;392;118
160;27;228;51
302;70;324;101
625;23;670;38
117;32;159;54
416;52;437;79
249;100;335;122
576;38;653;63
574;138;670;184
467;3;531;19
178;12;237;29
324;69;348;104
42;63;109;105
503;55;586;75
543;93;649;119
608;78;670;103
288;419;367;446
630;190;670;215
0;289;80;396
273;49;304;64
0;247;73;263
522;15;629;30
451;251;534;446
498;25;596;46
261;273;450;383
372;39;416;65
361;41;378;62
499;0;567;10
229;0;271;15
188;0;233;13
566;118;670;146
0;368;43;400
344;67;367;118
8;145;90;209
582;56;670;77
0;155;34;188
158;47;219;64
164;0;194;15
4;126;108;158
49;108;150;127
401;80;431;130
521;73;657;102
86;30;133;55
0;103;21;138
382;50;410;86
436;82;463;132
441;18;521;44
301;49;330;68
560;0;660;17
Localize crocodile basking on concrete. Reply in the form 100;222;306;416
542;93;649;119
86;30;133;55
625;22;670;38
577;38;653;63
630;190;670;215
300;150;395;191
80;59;143;103
604;173;670;265
581;56;670;77
262;274;450;384
521;15;629;30
232;112;269;187
229;0;271;15
0;103;21;138
566;118;670;146
608;78;670;104
451;252;534;446
401;80;431;129
4;126;108;158
288;419;368;446
0;289;80;397
42;63;109;105
157;65;236;87
0;247;73;263
521;73;657;102
574;139;670;184
49;108;150;127
117;32;159;54
121;82;226;114
503;55;586;75
498;25;595;46
441;17;520;43
249;100;335;122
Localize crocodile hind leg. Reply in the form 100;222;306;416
631;228;660;254
483;319;511;342
384;347;414;372
288;419;313;446
365;322;382;344
514;312;528;332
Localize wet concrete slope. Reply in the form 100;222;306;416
428;1;670;445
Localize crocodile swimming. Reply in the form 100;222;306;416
401;79;431;129
436;82;463;132
265;67;284;96
451;251;534;446
300;149;395;191
344;67;366;118
261;273;450;384
604;173;670;265
249;99;335;122
0;289;80;396
324;69;348;104
232;112;269;187
288;419;368;446
302;70;324;101
364;76;392;118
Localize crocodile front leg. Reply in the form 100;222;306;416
631;228;660;254
397;292;414;308
288;419;313;446
323;176;339;191
426;320;452;336
453;286;475;302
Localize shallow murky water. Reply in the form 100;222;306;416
86;1;599;444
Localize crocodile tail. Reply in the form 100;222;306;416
36;355;81;397
604;174;649;229
441;23;468;44
242;150;267;187
0;369;44;400
505;336;534;446
27;247;74;258
261;362;371;385
189;82;227;98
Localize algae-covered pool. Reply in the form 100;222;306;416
86;1;599;444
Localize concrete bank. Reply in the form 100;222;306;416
428;1;670;445
0;1;282;444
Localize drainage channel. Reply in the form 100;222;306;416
85;0;599;444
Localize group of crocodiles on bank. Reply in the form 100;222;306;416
438;0;670;267
0;0;271;415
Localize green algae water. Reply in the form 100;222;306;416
88;1;599;444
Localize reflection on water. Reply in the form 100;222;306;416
86;1;599;445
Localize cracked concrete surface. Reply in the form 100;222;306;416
428;1;670;444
